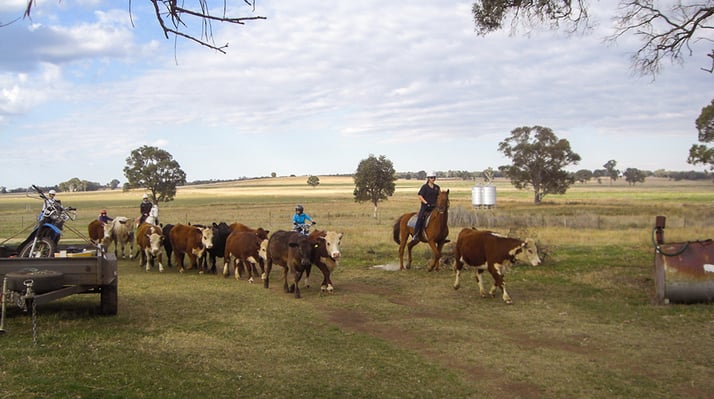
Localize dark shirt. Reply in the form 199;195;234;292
418;183;441;207
140;200;152;215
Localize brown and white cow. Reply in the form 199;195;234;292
229;222;270;240
305;229;343;293
136;223;164;272
168;223;214;273
223;230;269;283
88;220;106;245
264;230;314;298
452;228;541;304
103;216;135;259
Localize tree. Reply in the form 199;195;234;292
123;145;186;202
574;169;593;184
307;175;320;188
498;126;581;204
603;160;620;185
19;1;266;54
109;179;121;189
353;154;397;218
623;168;646;185
471;1;714;76
688;98;714;178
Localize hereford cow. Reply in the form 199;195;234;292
199;222;232;274
305;229;343;293
229;222;270;240
452;228;541;304
223;230;269;283
103;216;135;259
136;223;164;272
88;220;106;245
264;230;314;298
162;224;174;268
168;223;214;273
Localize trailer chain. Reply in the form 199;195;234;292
23;279;39;345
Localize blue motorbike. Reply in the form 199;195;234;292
17;185;76;258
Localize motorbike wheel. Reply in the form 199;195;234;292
18;237;57;258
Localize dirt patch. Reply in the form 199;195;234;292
320;281;543;397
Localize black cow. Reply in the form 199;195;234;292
264;230;314;298
162;224;174;268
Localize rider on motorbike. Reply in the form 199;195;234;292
292;204;316;235
17;186;76;257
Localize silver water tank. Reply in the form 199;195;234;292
471;186;483;208
482;185;496;208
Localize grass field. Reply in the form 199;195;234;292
0;176;713;398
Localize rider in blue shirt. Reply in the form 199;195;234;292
292;204;315;233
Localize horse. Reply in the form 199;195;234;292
392;189;450;271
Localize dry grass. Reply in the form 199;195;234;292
0;176;713;398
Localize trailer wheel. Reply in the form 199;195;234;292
5;269;64;294
100;278;118;315
18;237;56;258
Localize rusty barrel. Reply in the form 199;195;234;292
654;240;714;304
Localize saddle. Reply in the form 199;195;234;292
407;211;432;230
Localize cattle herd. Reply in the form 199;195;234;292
88;215;541;303
88;217;344;299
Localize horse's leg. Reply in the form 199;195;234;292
398;223;408;270
426;240;441;272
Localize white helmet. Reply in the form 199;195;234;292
48;189;57;195
427;171;436;178
142;194;149;199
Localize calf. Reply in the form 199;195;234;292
229;222;270;240
136;223;164;272
264;230;314;298
223;230;269;283
453;228;541;304
88;220;106;245
305;230;343;293
168;223;214;273
162;224;174;268
103;216;135;259
200;222;232;274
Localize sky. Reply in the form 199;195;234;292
1;0;712;189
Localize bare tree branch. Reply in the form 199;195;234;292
21;1;266;53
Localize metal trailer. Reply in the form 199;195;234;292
0;249;118;335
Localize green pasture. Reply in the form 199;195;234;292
0;176;713;398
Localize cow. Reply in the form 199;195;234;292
199;222;232;274
162;224;174;268
223;230;269;283
168;223;214;273
136;223;164;272
305;229;343;293
88;220;106;245
452;228;541;304
264;230;314;298
103;216;135;259
229;222;270;240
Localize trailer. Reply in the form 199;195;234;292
0;246;118;335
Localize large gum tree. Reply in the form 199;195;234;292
498;126;581;204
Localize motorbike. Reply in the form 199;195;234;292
293;221;316;236
16;185;76;258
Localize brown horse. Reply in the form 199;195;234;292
392;189;450;271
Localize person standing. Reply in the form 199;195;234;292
412;172;440;243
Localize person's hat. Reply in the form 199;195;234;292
142;194;149;199
48;189;56;195
427;172;436;178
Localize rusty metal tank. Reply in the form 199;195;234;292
653;216;714;304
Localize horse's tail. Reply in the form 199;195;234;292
392;217;402;244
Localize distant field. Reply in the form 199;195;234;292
1;176;713;399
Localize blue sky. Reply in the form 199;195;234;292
1;0;712;189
